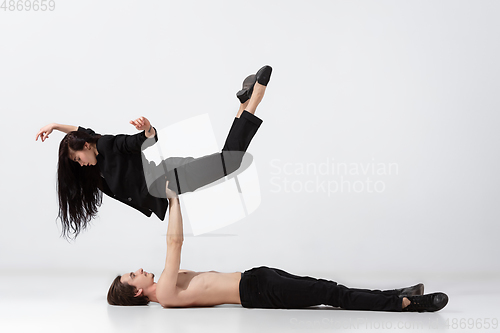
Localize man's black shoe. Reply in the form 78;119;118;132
403;292;449;312
396;283;424;297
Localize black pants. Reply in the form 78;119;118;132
239;266;403;311
147;111;263;197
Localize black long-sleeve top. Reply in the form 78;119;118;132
77;126;168;220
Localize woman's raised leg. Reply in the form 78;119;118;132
240;82;267;116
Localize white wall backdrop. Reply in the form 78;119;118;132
1;0;499;281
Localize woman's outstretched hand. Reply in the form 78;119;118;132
130;116;151;131
130;116;156;138
35;123;56;142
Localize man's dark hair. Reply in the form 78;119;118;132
107;276;150;306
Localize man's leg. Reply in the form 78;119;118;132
242;266;403;311
272;267;397;294
272;267;424;297
270;267;322;283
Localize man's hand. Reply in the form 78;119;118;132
130;116;156;138
165;181;178;199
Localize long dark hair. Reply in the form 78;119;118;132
57;131;103;239
107;276;150;306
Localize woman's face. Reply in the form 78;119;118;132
70;143;97;167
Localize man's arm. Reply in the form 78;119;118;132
156;197;185;306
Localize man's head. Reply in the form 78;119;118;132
107;268;155;306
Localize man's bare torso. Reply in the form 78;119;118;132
168;269;242;307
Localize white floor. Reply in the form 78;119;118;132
1;271;499;333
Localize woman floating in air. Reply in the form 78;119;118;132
36;65;272;239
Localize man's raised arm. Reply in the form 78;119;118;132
156;193;184;306
166;197;184;244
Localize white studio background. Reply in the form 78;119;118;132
1;0;499;284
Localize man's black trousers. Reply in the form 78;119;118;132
239;266;403;311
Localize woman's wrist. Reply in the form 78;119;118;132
145;125;156;138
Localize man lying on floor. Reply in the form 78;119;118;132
107;184;448;312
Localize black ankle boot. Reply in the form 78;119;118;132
256;65;272;86
236;74;256;103
403;292;449;312
395;283;424;297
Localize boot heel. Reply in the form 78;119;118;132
236;74;257;103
